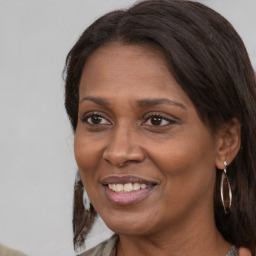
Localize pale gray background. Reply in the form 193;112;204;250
0;1;255;256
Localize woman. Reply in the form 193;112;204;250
64;0;256;255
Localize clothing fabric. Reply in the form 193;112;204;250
78;235;239;256
0;244;27;256
79;235;118;256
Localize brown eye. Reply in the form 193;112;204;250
151;116;163;126
82;114;110;125
90;115;103;124
143;115;176;127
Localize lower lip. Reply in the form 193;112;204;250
104;186;155;205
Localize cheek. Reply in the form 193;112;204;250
74;128;102;167
150;138;214;175
74;133;105;208
149;129;217;197
148;143;216;224
74;131;101;186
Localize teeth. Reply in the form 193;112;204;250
108;184;114;190
108;183;149;193
124;183;133;192
116;184;124;192
140;184;147;189
133;183;140;190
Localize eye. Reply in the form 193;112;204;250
143;115;175;126
81;114;110;125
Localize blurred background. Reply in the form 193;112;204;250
0;0;255;255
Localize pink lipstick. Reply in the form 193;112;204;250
102;175;157;205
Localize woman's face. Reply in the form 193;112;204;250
75;42;219;236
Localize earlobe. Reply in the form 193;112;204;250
215;118;241;169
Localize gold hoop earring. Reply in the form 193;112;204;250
220;160;232;214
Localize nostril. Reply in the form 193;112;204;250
103;139;146;167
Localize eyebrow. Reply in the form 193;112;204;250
136;98;186;109
80;96;110;106
80;96;186;109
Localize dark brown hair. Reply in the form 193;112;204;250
64;0;256;253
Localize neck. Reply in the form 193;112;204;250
117;211;231;256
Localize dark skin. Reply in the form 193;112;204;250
74;42;244;255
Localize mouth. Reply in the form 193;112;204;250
107;183;150;193
101;175;157;205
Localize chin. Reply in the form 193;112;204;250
107;224;151;237
101;213;153;236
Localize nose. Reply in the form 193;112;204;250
103;125;146;167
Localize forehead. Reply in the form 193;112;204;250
81;42;170;83
79;42;190;102
85;41;168;66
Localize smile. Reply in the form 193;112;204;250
102;176;157;205
108;183;148;193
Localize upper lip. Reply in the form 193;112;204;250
101;175;158;185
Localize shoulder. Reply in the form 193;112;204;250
0;244;27;256
239;247;252;256
78;235;118;256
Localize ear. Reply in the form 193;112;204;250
215;118;241;169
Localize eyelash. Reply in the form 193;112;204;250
81;113;111;126
81;112;177;128
143;114;176;127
